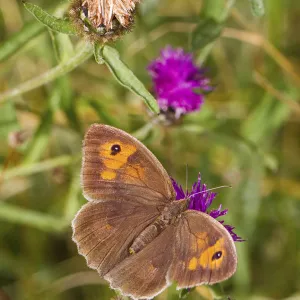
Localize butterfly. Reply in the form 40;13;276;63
72;124;237;299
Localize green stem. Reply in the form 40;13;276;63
3;154;79;181
0;42;93;102
64;167;81;221
0;21;44;62
0;203;68;233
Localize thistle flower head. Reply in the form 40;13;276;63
148;46;212;119
172;174;244;242
69;0;139;42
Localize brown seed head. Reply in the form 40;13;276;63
69;0;139;42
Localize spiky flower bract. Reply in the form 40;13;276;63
172;174;244;242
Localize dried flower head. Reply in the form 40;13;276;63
148;46;212;120
172;174;244;242
69;0;139;42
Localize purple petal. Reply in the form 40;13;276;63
148;46;212;116
172;173;244;243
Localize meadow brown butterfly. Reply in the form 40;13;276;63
72;124;237;299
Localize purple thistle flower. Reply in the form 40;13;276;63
148;46;212;118
172;174;244;242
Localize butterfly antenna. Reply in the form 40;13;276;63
185;164;188;194
187;185;232;199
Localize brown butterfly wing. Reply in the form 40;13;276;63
72;200;159;276
82;124;175;205
168;210;237;288
104;225;176;300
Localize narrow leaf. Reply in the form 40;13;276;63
22;110;53;165
101;45;159;114
3;155;78;181
0;102;18;138
191;18;223;50
0;21;44;62
50;31;75;63
0;42;93;102
22;1;77;35
0;203;68;233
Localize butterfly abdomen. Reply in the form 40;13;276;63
129;199;188;254
129;219;166;254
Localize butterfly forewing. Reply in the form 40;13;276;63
82;124;175;205
168;210;237;287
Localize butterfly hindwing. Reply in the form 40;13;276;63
105;225;176;300
168;210;237;288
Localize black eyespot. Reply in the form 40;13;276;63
212;251;222;261
110;144;121;155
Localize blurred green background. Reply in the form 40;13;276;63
0;0;300;299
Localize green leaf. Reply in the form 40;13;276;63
50;31;75;63
0;21;44;62
179;287;195;299
64;167;81;221
101;45;159;114
0;102;18;139
201;0;226;21
22;110;53;165
191;18;223;50
22;1;77;35
0;202;68;233
249;0;265;17
241;94;289;144
57;77;81;132
3;155;77;181
0;41;93;102
87;98;120;127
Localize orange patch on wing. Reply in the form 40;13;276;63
190;232;209;252
195;231;208;240
99;141;137;170
198;238;225;270
105;224;112;230
100;170;116;180
188;257;198;271
197;239;208;249
123;164;145;183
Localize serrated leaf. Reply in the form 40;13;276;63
23;1;77;35
101;45;159;114
191;18;223;50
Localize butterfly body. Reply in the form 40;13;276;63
72;124;237;300
130;199;188;254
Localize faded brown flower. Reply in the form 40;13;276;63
70;0;140;42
